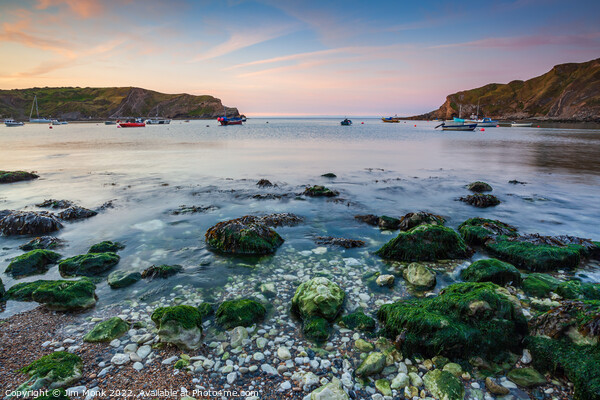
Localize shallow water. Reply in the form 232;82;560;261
1;119;600;318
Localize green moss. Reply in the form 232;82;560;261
0;170;38;183
215;299;266;329
340;311;376;332
521;273;561;297
556;281;600;300
423;369;465;400
377;282;527;359
458;218;518;245
88;241;124;253
467;181;493;192
525;336;600;400
290;277;345;321
83;317;129;342
302;185;338;197
58;252;120;276
151;305;203;331
461;258;521;286
378;215;400;230
20;351;82;382
198;302;214;319
141;264;183;279
205;217;284;255
5;249;62;277
376;224;470;262
174;359;190;369
7;279;96;310
107;270;141;288
486;237;582;271
398;211;445;231
303;316;330;342
6;280;48;301
34;388;70;399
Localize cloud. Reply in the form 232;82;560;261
431;32;600;49
35;0;105;18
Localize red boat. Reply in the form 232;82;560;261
117;119;145;128
217;116;243;126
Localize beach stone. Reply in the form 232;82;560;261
151;305;203;350
141;264;183;279
107;270;141;289
291;277;345;321
423;369;465;400
83;317;129;343
375;379;392;396
355;338;374;352
260;363;278;376
230;326;248;348
376;274;395;287
132;362;144;371
205;216;284;255
111;353;129;365
403;262;436;289
302;372;320;391
355;352;386;377
256;337;267;349
277;346;292;360
485;377;510;395
57;206;97;221
309;378;349;400
227;372;237;384
66;386;86;397
0;211;62;236
507;367;546;387
253;352;265;361
59;252;120;277
391;372;410;389
409;372;423;387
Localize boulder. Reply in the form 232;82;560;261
507;367;546;387
355;352;386;377
402;262;436;289
442;363;463;378
5;249;62;277
556;280;600;300
458;217;518;245
56;206;97;221
423;369;465;400
151;305;204;350
354;338;375;352
302;316;330;342
376;224;471;262
378;216;400;230
31;280;96;310
398;211;445;231
291;277;345;321
205;216;284;255
216;299;266;329
521;273;561;297
58;252;120;277
309;378;348;400
88;241;124;253
18;352;82;389
303;185;338;197
256;179;273;187
107;270;141;288
461;258;521;286
0;211;63;236
84;317;129;342
20;236;65;251
339;311;376;332
458;194;500;208
0;170;38;184
467;181;493;192
36;199;74;209
141;264;183;279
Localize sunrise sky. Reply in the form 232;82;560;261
0;0;599;116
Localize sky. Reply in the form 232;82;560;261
0;0;599;116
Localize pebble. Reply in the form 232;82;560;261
109;339;121;347
111;353;129;365
161;356;179;365
133;362;144;371
277;346;292;360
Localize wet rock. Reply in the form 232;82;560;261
36;199;74;209
88;241;124;253
57;206;98;221
253;213;303;227
84;317;129;343
18;351;82;390
530;300;600;343
205;216;284;255
309;378;348;400
171;205;218;215
402;262;436;289
5;249;62;278
230;326;248;347
7;279;97;310
391;372;410;389
0;170;38;184
59;252;120;277
507;367;546;387
467;181;493;192
461;258;521;286
376;224;471;262
458;193;500;208
256;179;273;187
458;217;518;245
522;273;561;297
376;274;395;287
378;216;400;230
107;270;141;289
423;369;465;400
398;211;445;231
556;280;600;300
0;277;4;300
0;211;63;236
375;379;392;396
442;363;463;378
354;338;374;352
216;298;266;329
355;352;386;377
141;264;183;279
354;214;379;226
20;236;65;251
339;311;376;332
321;173;337;178
485;377;510;395
291;277;345;321
151;305;203;350
303;185;338;197
314;236;365;248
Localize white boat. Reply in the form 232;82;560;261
29;95;51;123
144;118;171;125
511;122;533;127
4;118;24;127
465;117;498;127
435;118;477;131
51;120;68;125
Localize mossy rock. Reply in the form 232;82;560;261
88;241;124;253
355;352;386;377
467;181;493;192
141;264;183;279
0;170;38;183
340;311;376;332
377;282;527;359
6;280;48;301
83;317;129;342
205;217;284;255
216;299;266;329
198;302;214;319
20;236;65;251
461;258;521;286
151;305;204;350
107;270;141;289
19;351;82;389
556;281;600;300
58;252;120;277
423;369;465;400
0;211;63;236
303;316;330;342
5;249;61;278
291;277;345;321
521;273;561;297
303;185;339;197
530;300;600;344
458;218;518;245
378;215;400;230
376;224;471;262
507;367;546;387
398;211;445;231
34;388;70;399
8;279;97;310
459;194;500;208
525;336;600;400
375;379;392;396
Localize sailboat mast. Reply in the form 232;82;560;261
30;95;36;119
476;99;480;120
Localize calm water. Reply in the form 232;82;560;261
1;119;600;317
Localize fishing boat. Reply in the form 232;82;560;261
511;122;533;127
105;121;117;125
144;118;171;125
51;120;68;125
381;116;400;123
29;95;51;123
217;116;243;126
435;118;477;131
4;118;24;127
465;117;498;127
341;118;352;126
117;118;145;128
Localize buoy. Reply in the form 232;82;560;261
480;128;485;132
49;126;52;129
414;124;416;127
361;122;364;124
537;125;540;128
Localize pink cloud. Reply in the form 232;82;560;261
35;0;105;18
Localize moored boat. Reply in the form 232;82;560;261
117;118;145;128
4;118;24;127
29;95;51;123
511;122;533;127
435;118;477;131
217;116;243;126
144;118;171;125
382;116;400;123
51;119;67;125
341;118;352;126
465;117;498;127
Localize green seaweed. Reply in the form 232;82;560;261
340;311;376;332
303;316;330;342
58;252;120;276
151;305;203;331
461;258;521;286
215;299;266;329
458;217;518;245
5;249;62;277
198;302;214;319
556;280;600;300
20;351;82;382
521;273;561;297
141;264;183;279
83;317;129;342
30;279;97;310
88;241;124;253
467;181;493;192
303;185;338;197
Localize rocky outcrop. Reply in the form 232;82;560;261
0;171;38;184
205;216;285;255
0;211;63;236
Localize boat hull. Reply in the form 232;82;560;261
29;118;52;123
145;119;171;125
441;123;478;131
511;123;533;127
382;117;400;123
5;122;24;127
118;122;146;128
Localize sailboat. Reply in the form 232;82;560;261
217;106;243;126
29;95;51;123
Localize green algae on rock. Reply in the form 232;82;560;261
83;317;129;342
88;241;124;253
461;258;521;286
151;305;204;350
507;367;546;387
5;249;62;278
458;217;518;245
107;270;141;288
377;282;527;359
402;262;437;289
291;277;345;321
376;224;471;262
58;252;120;277
302;316;330;342
205;216;284;255
340;311;376;332
7;279;97;310
0;170;38;184
521;273;561;298
556;280;600;300
487;237;581;272
458;193;500;208
19;351;82;389
216;299;266;329
398;211;445;231
378;215;400;230
467;181;493;193
309;378;349;400
141;264;183;279
423;369;465;400
355;352;386;377
303;185;339;197
198;302;214;319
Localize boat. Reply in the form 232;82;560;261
144;118;171;125
117;118;145;128
465;117;498;127
29;95;51;123
217;116;243;126
340;118;352;126
4;118;24;127
105;121;117;125
435;118;477;131
381;116;400;123
511;122;533;127
51;120;68;125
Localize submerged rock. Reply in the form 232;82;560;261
398;211;445;231
171;205;218;215
355;352;386;377
303;185;338;197
5;249;62;278
205;216;284;255
458;217;518;245
461;258;521;286
88;241;124;253
402;262;436;289
59;252;120;277
291;277;345;321
18;352;82;390
467;181;493;192
57;206;98;221
314;236;365;248
354;214;380;226
256;179;273;187
141;264;183;279
0;211;63;236
7;279;97;310
378;216;400;230
340;311;376;332
36;199;74;209
376;224;471;262
20;236;65;251
107;270;141;289
458;193;500;208
84;317;129;342
521;273;561;297
0;170;38;184
309;378;348;400
216;299;266;329
423;369;465;400
151;305;203;350
507;367;546;387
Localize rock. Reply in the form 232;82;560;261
88;241;124;253
339;311;376;332
458;217;518;245
461;258;521;286
303;185;338;197
355;352;386;377
302;316;330;342
137;345;152;359
301;371;320;390
409;372;423;387
151;305;203;350
84;317;129;343
205;216;284;255
376;274;395;287
7;279;97;310
0;170;38;184
521;273;561;297
485;377;509;395
141;264;183;279
391;372;410;389
291;277;345;321
398;211;445;231
376;224;471;262
355;339;375;352
0;211;63;236
314;236;365;248
423;370;464;400
57;206;97;220
375;379;392;396
36;199;74;209
171;205;218;215
259;282;277;298
277;346;292;360
442;363;463;378
354;214;380;226
20;236;65;251
309;378;349;400
5;249;61;278
227;372;237;384
321;173;337;178
458;194;500;208
216;299;266;329
507;367;546;387
521;349;532;364
197;302;214;319
256;179;273;187
133;362;144;371
256;337;267;348
230;326;248;348
402;262;436;289
529;300;600;343
0;277;4;300
378;215;400;230
111;353;130;365
19;351;82;389
58;252;120;277
467;181;493;192
107;270;142;289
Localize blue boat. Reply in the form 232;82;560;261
341;118;352;126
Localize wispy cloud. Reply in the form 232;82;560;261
431;32;600;49
35;0;105;18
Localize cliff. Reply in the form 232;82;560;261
0;87;240;120
412;58;600;121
